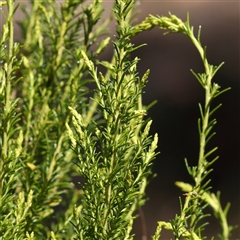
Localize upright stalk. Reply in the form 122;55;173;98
2;0;14;157
0;0;15;206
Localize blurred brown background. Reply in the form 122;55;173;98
7;0;240;239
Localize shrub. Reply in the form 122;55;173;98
0;0;237;239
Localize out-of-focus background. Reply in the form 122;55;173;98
9;0;240;239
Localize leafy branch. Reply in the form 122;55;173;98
137;13;235;240
67;1;158;239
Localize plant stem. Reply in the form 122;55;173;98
3;0;14;157
0;0;14;206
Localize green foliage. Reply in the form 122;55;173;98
141;13;237;240
66;2;158;238
0;0;237;239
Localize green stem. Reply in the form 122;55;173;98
47;132;65;182
25;1;39;48
3;0;14;158
0;0;14;206
196;87;211;183
186;24;216;231
220;206;230;240
23;71;35;153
